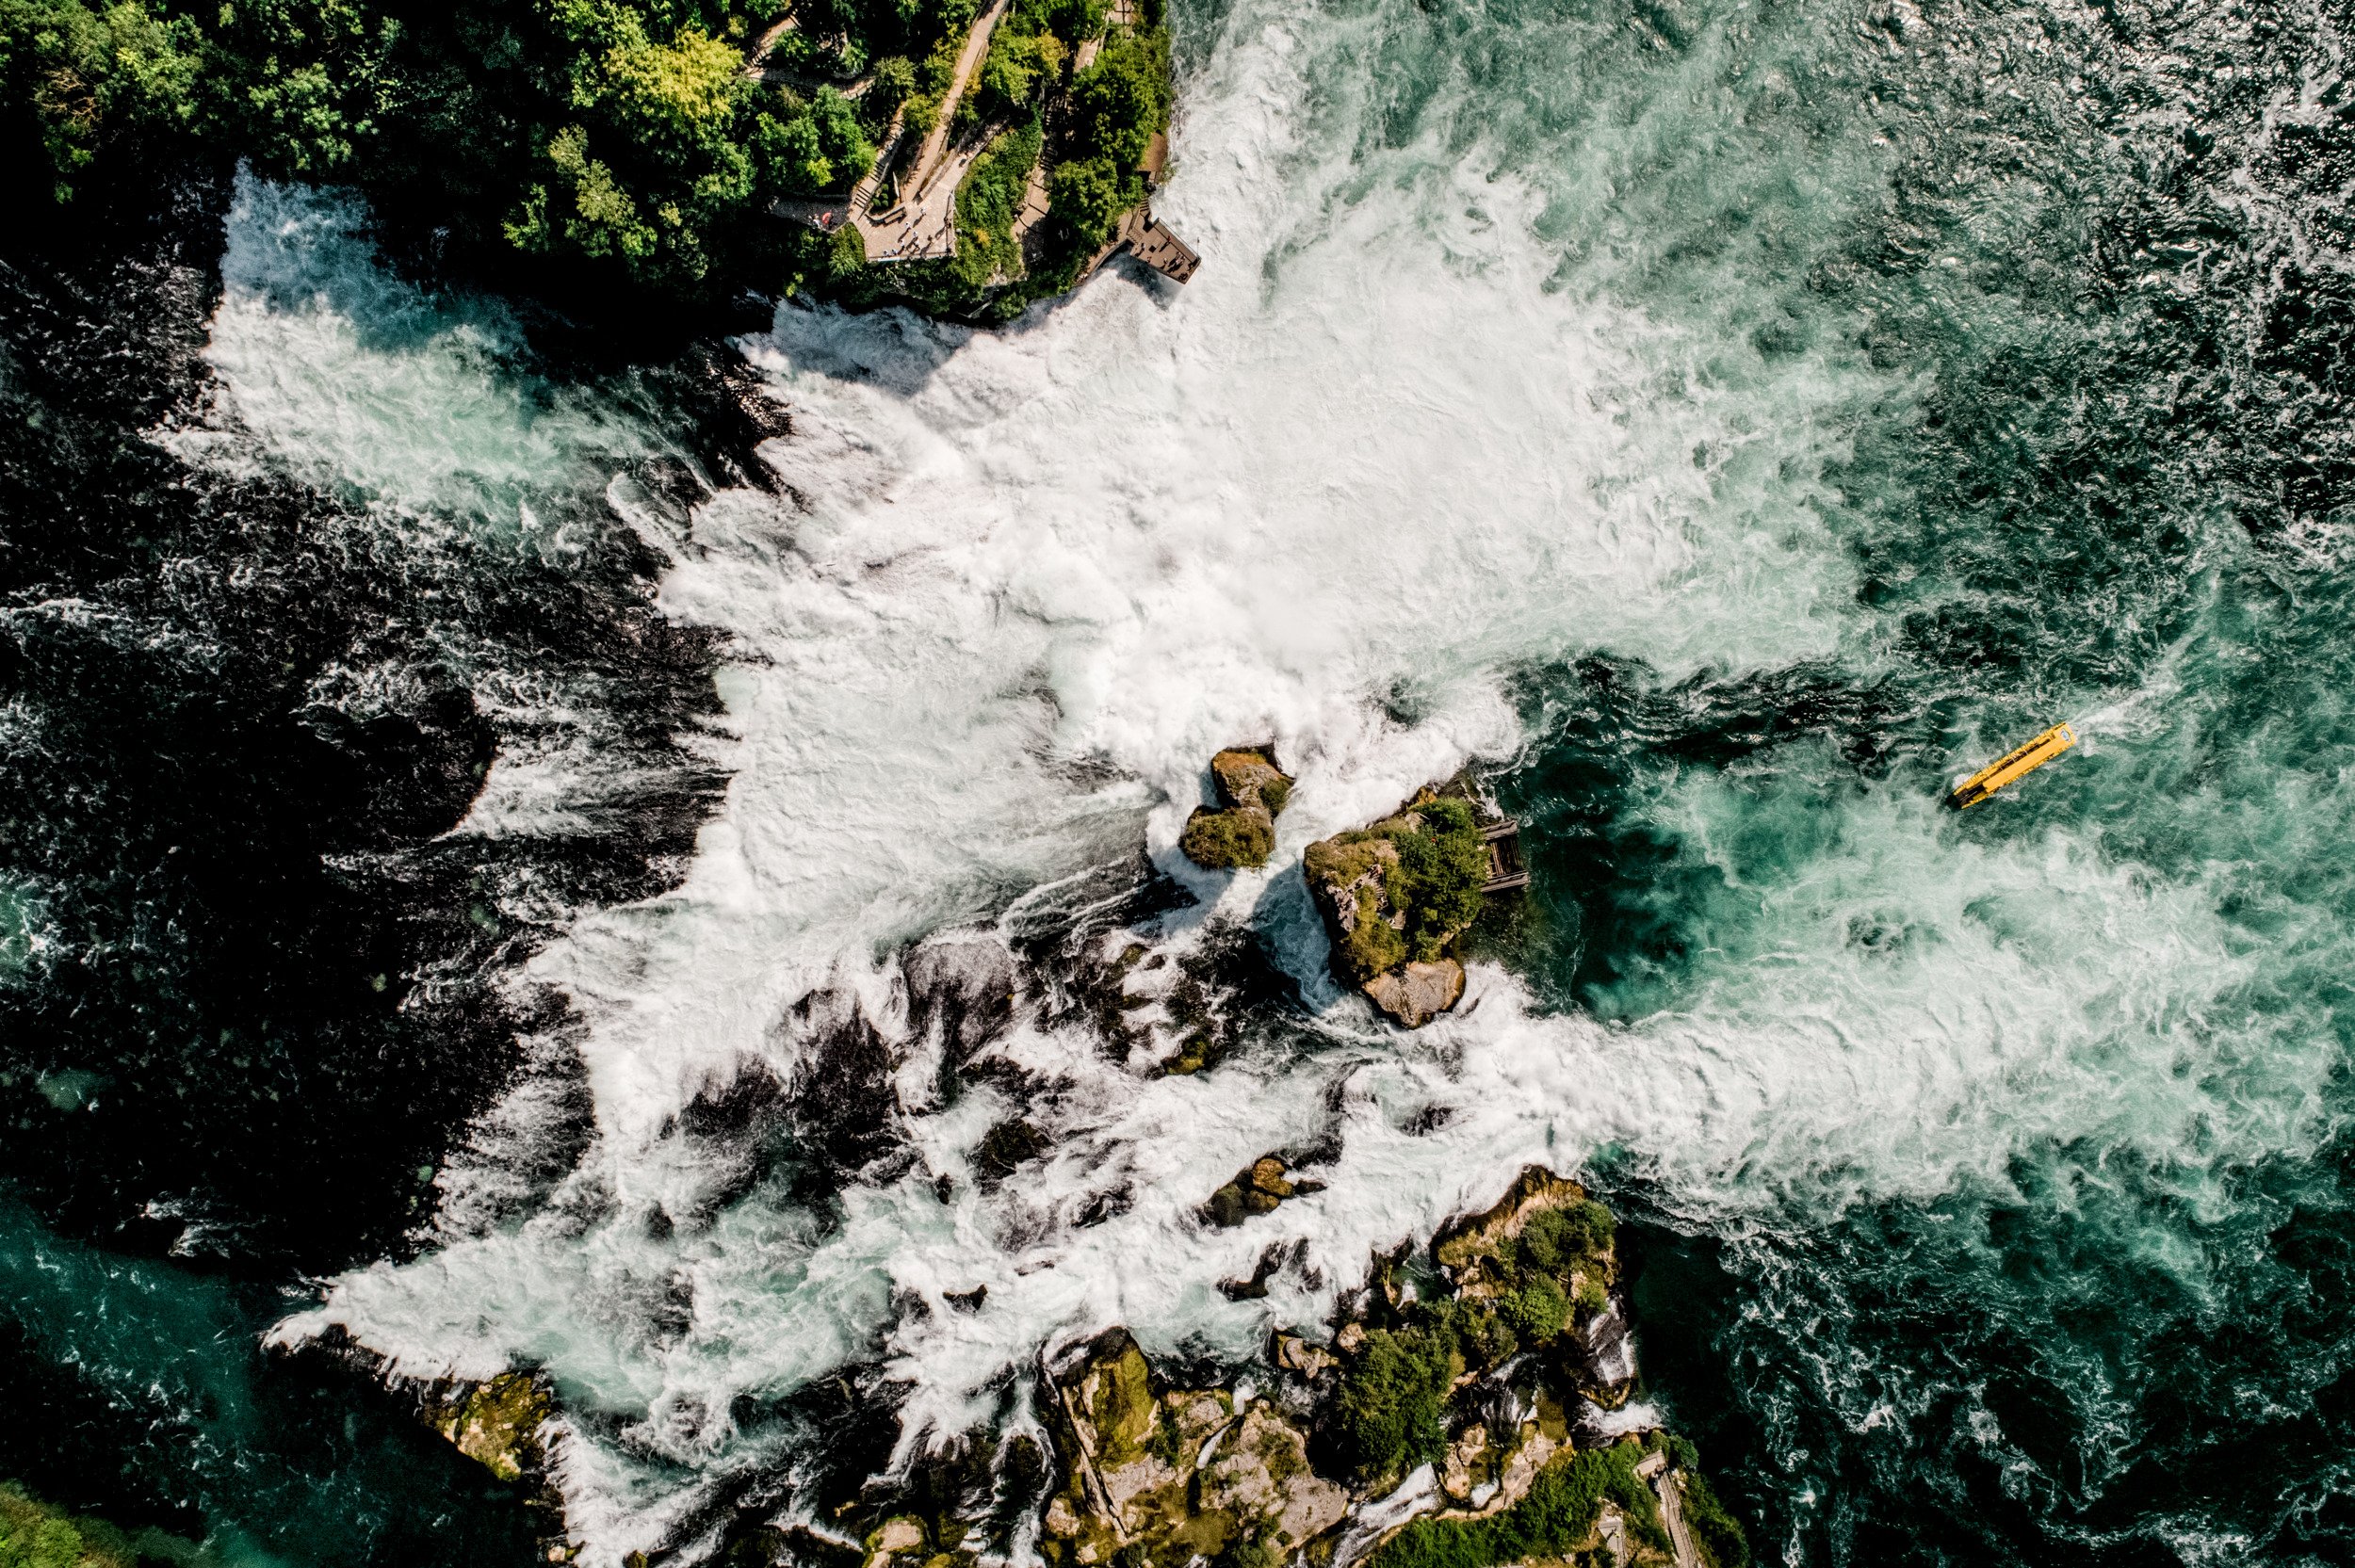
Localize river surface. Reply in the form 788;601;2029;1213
8;0;2355;1562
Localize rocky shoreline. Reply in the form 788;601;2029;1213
405;1169;1744;1568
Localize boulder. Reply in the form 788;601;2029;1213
1209;748;1292;816
1363;960;1465;1027
1202;1155;1324;1227
1180;748;1293;871
420;1369;555;1484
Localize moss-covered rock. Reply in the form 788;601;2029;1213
1201;1156;1324;1227
414;1368;572;1551
423;1370;555;1484
1303;788;1491;1025
1181;807;1275;870
1180;748;1293;871
1209;749;1291;817
1041;1332;1346;1568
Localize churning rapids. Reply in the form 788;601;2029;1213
13;0;2355;1561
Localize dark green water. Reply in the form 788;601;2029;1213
1451;0;2355;1558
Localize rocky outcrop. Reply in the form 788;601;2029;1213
1303;786;1491;1026
1180;748;1293;871
1202;1155;1325;1227
1032;1170;1743;1568
1040;1330;1348;1568
1363;962;1465;1028
603;1169;1741;1568
420;1370;556;1485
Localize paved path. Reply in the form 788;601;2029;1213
856;136;983;259
905;0;1009;194
1657;1472;1701;1568
847;0;1008;261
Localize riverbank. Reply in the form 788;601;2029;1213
0;0;1188;329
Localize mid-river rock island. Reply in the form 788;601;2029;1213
1304;788;1497;1027
1030;1167;1744;1568
1181;748;1296;870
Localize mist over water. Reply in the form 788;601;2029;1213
12;0;2355;1560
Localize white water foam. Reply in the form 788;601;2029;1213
216;0;2347;1556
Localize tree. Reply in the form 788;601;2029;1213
1049;154;1126;246
1065;26;1164;170
0;0;201;200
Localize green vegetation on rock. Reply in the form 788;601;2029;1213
1329;1171;1628;1486
1680;1469;1750;1568
1180;748;1292;871
1181;807;1275;870
1304;792;1489;1002
948;119;1043;288
1333;1325;1457;1485
1023;1170;1741;1568
424;1369;553;1484
1367;1442;1665;1568
0;1482;196;1568
1386;798;1488;961
1049;26;1165;246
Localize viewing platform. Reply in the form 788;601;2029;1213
1480;816;1530;893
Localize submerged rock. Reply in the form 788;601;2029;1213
1180;748;1294;871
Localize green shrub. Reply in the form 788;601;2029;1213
1340;887;1408;981
1212;1539;1275;1568
1064;25;1166;170
869;56;918;117
1423;1297;1515;1368
948;117;1041;286
1681;1472;1749;1568
1181;806;1274;870
0;0;203;202
1572;1275;1608;1319
1014;0;1104;42
1369;1441;1663;1568
1518;1201;1614;1275
1259;775;1292;817
1048;153;1130;247
1335;1327;1456;1486
1390;799;1489;961
0;1480;144;1568
1499;1276;1567;1345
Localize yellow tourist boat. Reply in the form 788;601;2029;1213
1946;721;2078;809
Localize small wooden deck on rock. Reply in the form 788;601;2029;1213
1480;817;1530;893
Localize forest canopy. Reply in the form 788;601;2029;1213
0;0;1169;306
